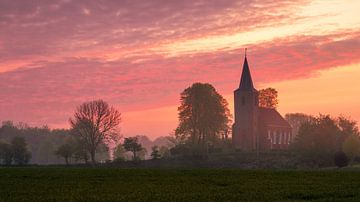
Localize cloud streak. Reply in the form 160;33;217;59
0;30;359;127
0;0;359;134
0;0;309;68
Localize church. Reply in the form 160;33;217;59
232;53;292;151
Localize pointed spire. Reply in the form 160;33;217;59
239;48;254;91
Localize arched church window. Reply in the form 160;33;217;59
279;131;282;144
289;132;292;144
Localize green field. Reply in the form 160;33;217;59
0;168;360;201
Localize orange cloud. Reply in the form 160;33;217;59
0;0;359;138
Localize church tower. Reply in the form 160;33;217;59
232;52;259;150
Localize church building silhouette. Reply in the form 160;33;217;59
232;52;292;150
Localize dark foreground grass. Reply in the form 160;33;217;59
0;168;360;201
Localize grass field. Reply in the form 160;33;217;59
1;168;360;201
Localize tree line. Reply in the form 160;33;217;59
172;83;360;168
0;136;31;165
1;82;359;168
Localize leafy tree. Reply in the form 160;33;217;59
151;146;161;160
166;133;184;147
123;137;143;160
285;113;315;138
73;142;89;164
342;135;360;165
334;151;349;168
291;115;341;166
159;146;170;159
258;88;278;108
0;121;72;165
175;83;230;154
63;136;90;164
337;116;359;143
11;137;31;165
138;148;147;160
38;138;55;164
170;144;191;156
0;141;13;165
69;99;121;164
55;143;74;165
113;144;127;161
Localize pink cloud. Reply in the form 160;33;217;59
0;0;308;64
1;0;359;134
0;31;359;128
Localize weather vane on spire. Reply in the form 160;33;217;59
245;48;247;57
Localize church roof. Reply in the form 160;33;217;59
238;56;255;91
259;107;291;128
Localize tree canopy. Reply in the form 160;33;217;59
175;83;231;154
113;144;127;161
123;137;143;160
285;113;315;138
258;88;278;108
150;146;161;160
55;141;74;165
0;141;13;165
0;121;70;164
291;115;359;167
11;136;32;165
342;135;360;164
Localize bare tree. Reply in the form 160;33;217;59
69;100;121;164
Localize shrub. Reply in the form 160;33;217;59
151;146;161;160
334;151;349;168
112;157;125;163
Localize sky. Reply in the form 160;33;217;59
0;0;359;139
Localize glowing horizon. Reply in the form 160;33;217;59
0;0;359;139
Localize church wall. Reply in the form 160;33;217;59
259;125;292;150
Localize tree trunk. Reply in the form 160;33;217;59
65;157;69;166
133;150;137;160
90;150;96;165
84;154;89;164
350;157;354;167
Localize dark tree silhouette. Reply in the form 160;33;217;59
159;146;170;159
11;136;31;165
342;135;360;165
285;113;315;138
55;143;74;165
291;115;360;167
175;83;231;154
123;137;143;160
258;88;278;108
150;145;161;160
70;100;121;164
291;115;342;166
338;116;360;142
334;151;349;168
0;121;72;165
0;141;13;165
73;140;89;164
113;144;126;161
